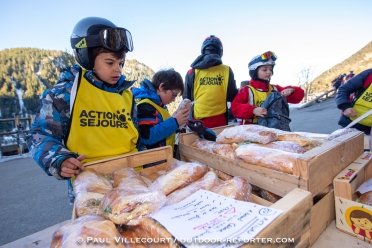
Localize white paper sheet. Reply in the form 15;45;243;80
151;189;282;248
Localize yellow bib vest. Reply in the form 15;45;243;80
350;82;372;126
247;85;273;124
193;64;229;119
137;99;176;150
66;70;139;164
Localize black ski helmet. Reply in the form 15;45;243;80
201;35;223;57
70;17;133;70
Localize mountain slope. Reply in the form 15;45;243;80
311;41;372;92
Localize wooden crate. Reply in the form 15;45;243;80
72;146;313;248
179;125;364;197
334;152;372;244
310;187;335;245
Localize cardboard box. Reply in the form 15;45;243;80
72;146;313;248
334;152;372;244
179;125;364;197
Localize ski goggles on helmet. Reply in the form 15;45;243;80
251;51;277;64
71;28;133;52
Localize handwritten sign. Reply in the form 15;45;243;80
151;189;282;248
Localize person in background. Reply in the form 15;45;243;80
345;70;355;82
183;35;238;128
231;51;304;125
26;17;142;203
336;68;372;135
237;80;250;125
333;74;346;92
132;68;189;151
240;80;250;90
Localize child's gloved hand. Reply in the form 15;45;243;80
187;120;217;141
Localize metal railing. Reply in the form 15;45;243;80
0;115;34;155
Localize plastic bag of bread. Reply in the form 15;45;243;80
235;144;299;174
73;168;113;195
149;162;208;195
326;128;354;141
191;138;215;153
212;143;235;159
51;215;126;247
140;175;154;187
177;98;192;129
133;217;180;248
118;230;146;248
211;176;252;202
98;188;166;225
251;141;307;154
216;125;277;144
75;191;105;217
112;168;149;192
260;190;282;203
166;171;220;206
209;167;233;181
275;130;321;148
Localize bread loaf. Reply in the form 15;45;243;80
358;191;372;206
112;168;148;192
209;167;233;181
212;143;235;159
235;144;299;174
166;171;220;206
211;176;252;202
260;190;282;203
51;215;125;247
119;230;146;248
73;168;113;195
276;130;319;147
216;125;277;144
133;217;179;248
191;138;215;153
98;189;166;225
149;162;208;195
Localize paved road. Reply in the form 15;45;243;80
0;97;342;246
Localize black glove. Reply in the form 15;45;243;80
187;120;217;141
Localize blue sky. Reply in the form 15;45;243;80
1;0;371;87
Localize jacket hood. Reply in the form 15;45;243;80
132;79;162;105
190;54;222;69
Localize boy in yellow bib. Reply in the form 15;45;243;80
132;69;189;150
26;17;142;203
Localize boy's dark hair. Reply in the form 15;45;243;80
91;47;126;63
151;68;184;95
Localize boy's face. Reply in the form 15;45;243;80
93;52;126;84
157;83;180;105
257;65;273;81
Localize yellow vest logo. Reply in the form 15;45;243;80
79;109;130;128
75;38;87;48
199;74;224;85
362;92;372;102
257;100;265;107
